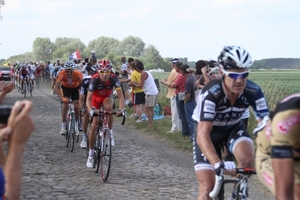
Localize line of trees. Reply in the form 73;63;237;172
251;58;300;69
4;36;188;71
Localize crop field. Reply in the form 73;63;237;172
151;70;300;134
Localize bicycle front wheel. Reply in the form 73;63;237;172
29;82;33;97
23;83;27;98
100;129;112;182
70;113;76;152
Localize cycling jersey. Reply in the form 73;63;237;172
56;69;83;89
255;94;300;196
20;68;29;75
193;79;269;131
88;73;121;109
88;73;121;97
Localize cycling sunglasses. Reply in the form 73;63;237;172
222;70;249;80
99;70;110;74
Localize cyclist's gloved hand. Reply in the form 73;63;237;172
223;161;236;170
89;110;94;117
214;162;225;176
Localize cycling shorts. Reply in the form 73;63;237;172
255;150;300;196
193;122;253;171
61;85;80;101
92;94;114;109
20;74;29;79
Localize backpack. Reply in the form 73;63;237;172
163;105;171;116
154;103;162;116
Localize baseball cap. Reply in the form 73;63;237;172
171;58;179;63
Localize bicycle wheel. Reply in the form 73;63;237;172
66;114;70;147
94;131;102;173
214;185;225;200
70;113;76;152
100;129;112;182
29;82;33;97
23;82;27;98
86;135;89;158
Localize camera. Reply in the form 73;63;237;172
0;105;12;124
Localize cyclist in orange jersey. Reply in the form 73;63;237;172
54;61;83;136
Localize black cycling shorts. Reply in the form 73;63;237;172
61;85;80;101
193;122;252;171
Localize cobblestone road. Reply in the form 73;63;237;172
3;86;273;200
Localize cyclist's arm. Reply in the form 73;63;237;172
79;90;85;111
272;156;294;200
86;91;93;112
54;81;62;99
197;121;220;166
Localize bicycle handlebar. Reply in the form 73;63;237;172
209;168;256;198
90;108;127;125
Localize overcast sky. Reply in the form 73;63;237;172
0;0;299;61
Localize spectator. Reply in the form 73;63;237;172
132;61;159;128
0;100;35;199
160;58;182;133
0;82;15;105
128;58;145;123
181;64;197;142
120;56;130;106
168;62;190;137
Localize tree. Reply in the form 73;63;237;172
32;38;54;61
53;37;86;60
143;45;164;70
85;37;121;59
120;36;145;57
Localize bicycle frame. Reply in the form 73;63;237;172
62;98;77;152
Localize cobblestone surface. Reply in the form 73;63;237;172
2;86;273;200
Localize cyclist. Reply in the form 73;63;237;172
192;46;270;200
51;64;60;95
28;62;36;90
79;63;95;148
35;62;43;86
86;60;124;168
54;61;83;136
19;64;30;94
254;93;300;200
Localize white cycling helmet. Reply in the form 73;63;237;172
64;61;75;70
218;46;253;69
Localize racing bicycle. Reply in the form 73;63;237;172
89;105;126;182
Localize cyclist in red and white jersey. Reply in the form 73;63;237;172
85;60;124;168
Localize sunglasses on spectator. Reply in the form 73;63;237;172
222;70;249;80
99;70;110;74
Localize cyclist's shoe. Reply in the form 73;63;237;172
111;131;115;147
75;126;79;136
86;155;94;168
78;123;83;131
60;127;67;135
80;138;87;149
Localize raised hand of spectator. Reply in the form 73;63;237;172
1;82;15;94
7;100;34;145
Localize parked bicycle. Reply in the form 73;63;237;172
209;145;257;200
61;98;79;152
88;105;126;182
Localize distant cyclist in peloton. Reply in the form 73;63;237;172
19;64;30;94
254;93;300;200
86;60;124;168
192;46;270;200
54;61;83;136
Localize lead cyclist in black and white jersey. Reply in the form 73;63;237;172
192;46;270;200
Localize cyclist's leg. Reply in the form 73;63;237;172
60;86;70;134
255;149;276;196
104;95;114;130
86;95;102;167
227;122;255;168
194;123;217;200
